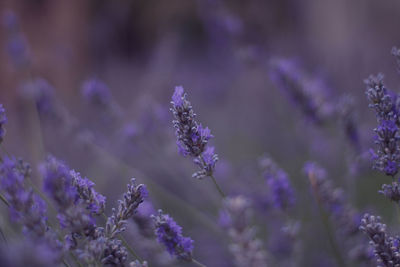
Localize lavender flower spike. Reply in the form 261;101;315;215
105;178;147;239
70;170;106;215
260;156;295;211
0;156;48;238
359;213;400;266
219;196;268;267
152;209;194;261
41;156;95;245
365;74;400;177
0;104;7;144
171;86;219;179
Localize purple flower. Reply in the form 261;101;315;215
41;156;95;238
70;170;106;215
2;10;30;68
261;156;295;210
172;86;184;107
365;74;400;177
152;209;194;261
0;156;48;238
193;146;219;179
219;196;268;267
82;78;111;107
0;104;7;144
269;58;334;125
105;178;147;239
170;86;219;179
20;78;55;117
360;214;400;266
379;181;400;203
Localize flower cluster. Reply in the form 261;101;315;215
170;86;218;179
41;156;95;238
269;58;334;125
360;214;400;266
304;162;372;263
70;170;106;215
365;74;400;177
82;78;112;108
0;156;48;238
219;196;268;267
106;179;148;239
152;209;194;261
260;156;295;210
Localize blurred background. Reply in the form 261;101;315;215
1;0;400;266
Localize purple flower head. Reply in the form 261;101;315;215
220;196;268;266
269;58;334;125
266;170;296;210
0;104;7;144
70;170;106;215
106;179;147;239
41;156;77;208
172;86;184;107
2;10;30;68
360;214;400;266
152;209;194;261
193;146;219;179
170;86;219;178
261;156;296;210
82;78;111;107
379;181;400;203
0;156;48;237
21;78;55;116
41;156;96;235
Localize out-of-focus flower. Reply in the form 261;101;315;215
0;156;48;238
269;58;334;125
304;162;373;264
82;78;112;108
152;209;194;261
260;156;295;211
219;196;268;267
2;10;30;69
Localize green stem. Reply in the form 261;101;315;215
120;235;142;261
0;226;7;244
192;258;207;267
0;193;9;207
209;175;226;198
309;173;346;267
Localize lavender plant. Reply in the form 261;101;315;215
152;210;194;261
304;162;372;265
219;195;268;267
170;86;224;197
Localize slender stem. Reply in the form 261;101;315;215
0;226;7;244
209;175;226;198
119;235;142;261
192;258;207;267
0;193;9;207
308;172;346;267
62;259;71;267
